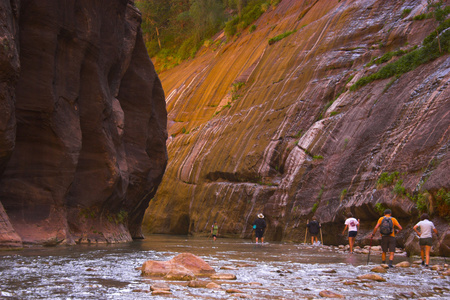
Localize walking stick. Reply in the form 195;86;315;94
320;226;323;245
304;220;309;244
367;236;373;265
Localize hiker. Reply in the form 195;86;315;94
253;213;266;244
307;216;321;245
211;221;219;241
413;213;438;267
371;209;402;268
342;212;360;254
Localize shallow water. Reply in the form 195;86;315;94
0;235;448;299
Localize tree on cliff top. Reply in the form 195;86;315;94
135;0;279;71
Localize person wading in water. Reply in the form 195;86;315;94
307;216;321;245
253;213;267;245
211;221;219;241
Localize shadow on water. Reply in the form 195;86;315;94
0;235;448;299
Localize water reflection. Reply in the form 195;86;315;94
0;235;448;299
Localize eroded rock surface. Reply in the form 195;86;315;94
0;0;167;247
144;0;449;253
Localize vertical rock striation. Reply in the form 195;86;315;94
0;0;167;247
145;0;449;255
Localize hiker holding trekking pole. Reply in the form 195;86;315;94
371;209;402;268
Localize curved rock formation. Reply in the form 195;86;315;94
0;0;167;247
144;0;449;255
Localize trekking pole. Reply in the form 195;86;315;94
367;236;373;265
320;226;323;245
304;220;309;244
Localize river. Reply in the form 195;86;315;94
0;235;448;299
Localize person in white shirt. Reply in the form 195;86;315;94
342;212;360;254
413;213;438;267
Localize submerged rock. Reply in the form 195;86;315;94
357;274;386;282
370;266;387;273
210;273;237;280
319;290;345;298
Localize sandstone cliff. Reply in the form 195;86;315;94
144;0;449;255
0;0;167;248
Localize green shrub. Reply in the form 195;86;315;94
340;189;348;200
268;30;297;45
249;24;257;33
350;21;450;91
393;180;406;196
377;172;399;188
402;8;412;18
375;203;387;215
312;202;319;213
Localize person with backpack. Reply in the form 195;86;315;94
342;212;360;254
253;213;267;244
307;216;321;245
413;213;438;267
211;221;219;241
371;209;402;268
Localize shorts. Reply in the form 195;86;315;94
212;234;217;238
381;236;396;253
419;237;433;246
255;229;265;238
348;231;357;238
310;233;318;237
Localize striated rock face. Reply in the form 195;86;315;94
144;0;449;254
0;0;167;247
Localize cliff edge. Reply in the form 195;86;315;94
0;0;167;248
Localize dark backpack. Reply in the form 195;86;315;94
380;217;393;236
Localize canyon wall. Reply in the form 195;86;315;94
144;0;449;255
0;0;167;248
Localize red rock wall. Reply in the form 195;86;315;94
0;0;167;247
144;0;449;255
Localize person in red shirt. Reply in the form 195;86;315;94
371;209;402;268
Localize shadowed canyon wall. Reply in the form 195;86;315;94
0;0;167;248
144;0;449;255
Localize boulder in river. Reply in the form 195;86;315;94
357;274;386;282
141;252;215;280
395;261;410;268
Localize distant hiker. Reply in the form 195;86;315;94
413;213;438;267
211;221;219;241
371;209;402;268
342;212;360;254
307;216;321;245
253;213;267;244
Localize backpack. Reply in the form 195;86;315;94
380;217;393;236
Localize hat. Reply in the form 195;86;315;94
258;213;264;218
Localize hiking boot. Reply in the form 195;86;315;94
388;264;394;268
421;261;425;266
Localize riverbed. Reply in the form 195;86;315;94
0;235;448;299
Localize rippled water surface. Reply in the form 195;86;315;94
1;235;448;299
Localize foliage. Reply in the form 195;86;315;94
375;203;387;215
393;180;406;196
312;202;319;213
268;30;297;45
377;172;399;188
340;189;347;201
402;8;412;18
136;0;281;71
225;0;269;38
350;4;450;91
